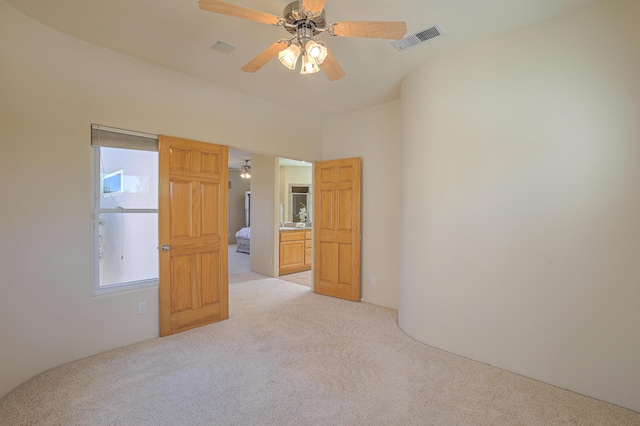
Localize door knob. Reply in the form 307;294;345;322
162;244;170;251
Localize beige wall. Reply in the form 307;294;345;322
0;1;321;399
249;155;279;277
323;101;402;309
228;170;251;244
279;165;312;223
398;0;640;411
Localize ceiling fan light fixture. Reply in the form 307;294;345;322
300;52;320;74
240;160;251;179
199;0;407;81
305;40;327;64
278;43;301;70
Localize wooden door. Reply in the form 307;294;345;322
159;136;228;336
304;232;312;267
313;158;361;301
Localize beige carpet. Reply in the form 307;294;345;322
1;273;639;424
228;243;253;282
229;243;312;288
278;270;312;287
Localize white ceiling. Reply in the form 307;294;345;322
8;0;596;119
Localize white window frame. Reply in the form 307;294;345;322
91;125;159;295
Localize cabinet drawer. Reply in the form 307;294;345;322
280;231;306;241
305;239;312;248
304;230;312;239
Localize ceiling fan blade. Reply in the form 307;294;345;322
301;0;327;15
319;48;345;81
331;21;407;40
241;42;288;73
198;0;281;26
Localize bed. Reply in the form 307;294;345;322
235;227;250;253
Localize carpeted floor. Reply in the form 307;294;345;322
1;255;639;425
228;243;311;287
228;243;254;282
278;269;312;287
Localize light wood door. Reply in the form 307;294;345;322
313;158;361;301
159;136;228;336
304;237;312;267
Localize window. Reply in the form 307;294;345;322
101;169;124;195
92;125;159;294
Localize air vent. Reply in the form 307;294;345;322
210;40;236;55
391;24;444;52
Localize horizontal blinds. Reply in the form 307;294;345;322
91;125;158;151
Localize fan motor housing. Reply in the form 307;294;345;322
283;1;326;35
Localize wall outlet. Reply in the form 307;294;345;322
371;276;377;285
138;301;147;315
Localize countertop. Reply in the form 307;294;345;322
279;226;312;231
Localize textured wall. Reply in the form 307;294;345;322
398;0;640;411
0;0;321;399
323;101;402;309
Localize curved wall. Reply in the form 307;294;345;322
398;0;640;412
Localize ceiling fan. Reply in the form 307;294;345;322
198;0;407;80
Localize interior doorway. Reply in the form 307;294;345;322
227;150;313;289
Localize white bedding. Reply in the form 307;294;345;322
235;227;250;240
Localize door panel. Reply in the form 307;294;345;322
159;136;228;336
201;183;219;236
313;158;361;302
338;189;352;231
338;244;352;285
169;181;192;237
200;252;220;305
318;241;333;282
170;255;193;313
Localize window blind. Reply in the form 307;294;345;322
91;125;158;151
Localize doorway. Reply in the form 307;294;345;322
226;152;363;304
227;151;313;289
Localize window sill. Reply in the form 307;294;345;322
93;279;158;297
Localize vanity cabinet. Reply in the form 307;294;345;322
279;229;312;275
